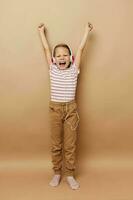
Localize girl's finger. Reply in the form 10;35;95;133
38;23;44;28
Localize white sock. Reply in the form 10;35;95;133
66;176;80;190
49;174;61;187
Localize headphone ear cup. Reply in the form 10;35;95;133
69;47;74;63
70;54;74;64
72;55;74;63
70;55;72;62
52;57;56;64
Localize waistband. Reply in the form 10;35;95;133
49;99;76;106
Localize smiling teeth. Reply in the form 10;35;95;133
59;62;66;65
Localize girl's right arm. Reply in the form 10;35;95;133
75;22;93;70
38;23;52;67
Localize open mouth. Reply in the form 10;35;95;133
59;61;66;66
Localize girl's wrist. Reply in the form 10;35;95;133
39;29;44;33
39;30;45;35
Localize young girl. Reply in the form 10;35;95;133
38;22;93;190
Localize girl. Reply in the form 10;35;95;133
38;22;93;190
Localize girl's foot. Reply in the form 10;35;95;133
49;174;61;187
66;176;80;190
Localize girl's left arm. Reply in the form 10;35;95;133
75;22;93;70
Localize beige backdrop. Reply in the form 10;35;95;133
0;0;133;165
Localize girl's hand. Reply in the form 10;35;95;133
86;22;93;32
38;23;46;32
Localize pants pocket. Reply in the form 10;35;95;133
65;110;80;131
71;111;80;130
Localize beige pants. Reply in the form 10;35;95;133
49;100;80;176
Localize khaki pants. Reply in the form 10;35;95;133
49;100;80;176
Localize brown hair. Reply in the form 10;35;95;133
53;43;71;57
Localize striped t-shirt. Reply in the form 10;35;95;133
49;63;80;102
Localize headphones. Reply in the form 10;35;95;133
52;45;74;64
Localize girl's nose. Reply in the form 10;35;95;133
60;56;64;60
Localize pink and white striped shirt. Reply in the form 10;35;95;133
49;63;80;102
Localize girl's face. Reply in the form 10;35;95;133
54;47;71;70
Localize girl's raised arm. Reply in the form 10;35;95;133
75;22;93;70
38;23;52;67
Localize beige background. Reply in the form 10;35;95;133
0;0;133;199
